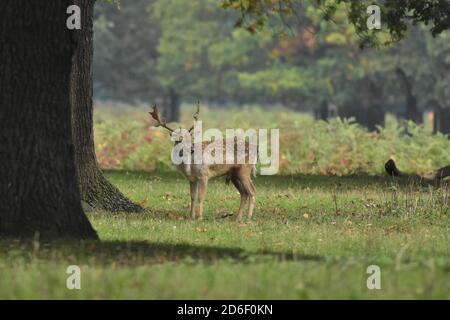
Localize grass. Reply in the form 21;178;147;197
2;105;450;299
1;170;449;299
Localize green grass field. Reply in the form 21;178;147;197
1;170;449;299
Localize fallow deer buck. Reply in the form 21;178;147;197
148;104;257;221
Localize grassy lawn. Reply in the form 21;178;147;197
1;170;449;299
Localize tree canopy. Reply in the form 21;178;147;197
221;0;450;47
93;0;450;129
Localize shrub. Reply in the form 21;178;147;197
94;104;450;175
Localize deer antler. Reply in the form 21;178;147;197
188;101;201;133
148;104;175;133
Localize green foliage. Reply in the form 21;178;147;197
94;0;160;103
222;0;450;47
94;105;450;176
93;0;450;121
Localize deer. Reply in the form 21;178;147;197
148;104;257;221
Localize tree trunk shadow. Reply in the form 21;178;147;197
0;240;322;266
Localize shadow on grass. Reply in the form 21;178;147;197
0;239;322;266
103;169;403;191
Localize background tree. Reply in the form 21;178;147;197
93;0;450;132
391;27;450;132
94;0;160;104
220;0;450;129
221;0;450;47
152;0;239;106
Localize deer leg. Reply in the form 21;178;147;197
231;177;247;221
197;178;208;220
189;180;198;220
247;194;256;220
241;177;256;221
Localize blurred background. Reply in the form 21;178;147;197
92;0;450;176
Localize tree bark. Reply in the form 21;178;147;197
0;1;97;239
71;0;144;213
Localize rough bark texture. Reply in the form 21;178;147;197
0;1;98;239
70;0;144;213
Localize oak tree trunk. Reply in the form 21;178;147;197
71;0;143;212
0;1;97;239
